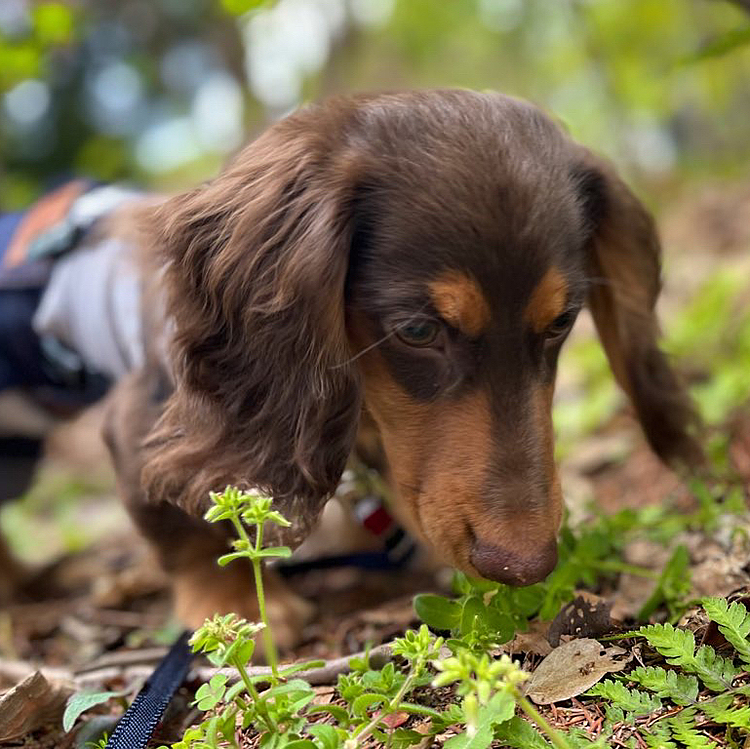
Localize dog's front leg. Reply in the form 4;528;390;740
103;372;313;651
127;499;312;649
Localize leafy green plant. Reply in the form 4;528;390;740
204;485;294;676
161;488;328;748
636;544;691;621
414;573;539;652
432;650;575;749
62;690;123;732
156;488;583;748
584;597;750;745
149;484;750;749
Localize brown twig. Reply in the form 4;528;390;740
0;659;72;686
74;646;170;674
205;642;393;686
2;642;393;694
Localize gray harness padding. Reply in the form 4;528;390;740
33;236;146;382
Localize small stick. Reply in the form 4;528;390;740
206;642;393;686
74;647;170;674
0;659;73;685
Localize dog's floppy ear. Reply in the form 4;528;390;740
141;106;363;528
573;151;702;467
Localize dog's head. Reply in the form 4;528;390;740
143;90;701;580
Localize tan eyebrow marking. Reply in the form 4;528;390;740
428;271;491;337
526;266;568;333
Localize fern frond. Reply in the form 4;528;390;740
631;623;738;691
625;666;699;705
667;710;716;749
702;597;750;664
604;705;625;725
641;721;678;748
586;679;662;715
693;644;739;691
565;728;610;747
701;693;750;729
635;623;696;663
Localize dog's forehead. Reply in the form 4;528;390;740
355;163;587;323
348;92;592;326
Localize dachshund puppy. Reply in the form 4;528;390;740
4;90;702;634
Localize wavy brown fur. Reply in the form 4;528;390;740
574;149;703;467
141;100;366;521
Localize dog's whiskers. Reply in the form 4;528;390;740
331;329;399;369
332;307;430;370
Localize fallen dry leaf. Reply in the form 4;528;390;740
548;593;613;647
524;638;629;705
504;619;553;657
0;671;74;741
311;685;335;705
378;710;409;729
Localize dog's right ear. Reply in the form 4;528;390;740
572;149;703;469
140;104;364;531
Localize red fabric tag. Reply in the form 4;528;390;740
362;506;393;536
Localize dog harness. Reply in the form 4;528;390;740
0;182;142;406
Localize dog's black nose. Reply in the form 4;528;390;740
470;537;558;586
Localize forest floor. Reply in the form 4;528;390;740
1;179;749;748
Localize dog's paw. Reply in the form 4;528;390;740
264;572;316;651
172;563;314;652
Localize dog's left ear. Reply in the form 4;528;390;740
572;151;703;468
140;105;365;528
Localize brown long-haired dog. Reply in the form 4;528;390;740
101;89;700;634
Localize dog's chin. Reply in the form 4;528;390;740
391;491;482;577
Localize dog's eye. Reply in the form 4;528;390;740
546;310;576;339
396;320;441;347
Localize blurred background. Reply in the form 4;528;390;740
1;0;750;204
1;0;750;585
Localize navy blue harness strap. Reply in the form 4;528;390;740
105;631;193;749
276;525;418;576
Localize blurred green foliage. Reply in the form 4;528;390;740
668;269;750;423
1;0;749;207
219;0;270;15
0;2;78;89
1;0;749;485
554;336;619;461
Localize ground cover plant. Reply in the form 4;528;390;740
120;479;749;749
